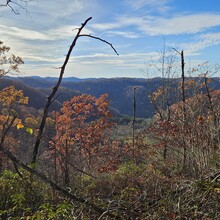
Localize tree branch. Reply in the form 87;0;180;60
79;34;119;55
0;144;121;219
49;141;97;179
32;17;118;163
0;0;31;15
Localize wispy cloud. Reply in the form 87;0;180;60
92;13;220;36
104;31;142;38
124;0;171;12
0;25;49;40
2;38;64;63
140;14;220;35
1;24;92;41
27;0;94;23
18;51;159;78
174;32;220;55
2;0;220;78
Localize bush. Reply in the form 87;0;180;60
0;169;47;218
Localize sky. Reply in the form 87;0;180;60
1;0;220;78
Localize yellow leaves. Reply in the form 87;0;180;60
0;86;29;106
16;122;24;129
26;127;33;135
19;96;29;105
0;86;33;137
16;121;33;135
151;88;163;101
17;122;33;135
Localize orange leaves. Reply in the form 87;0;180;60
62;94;95;116
52;93;113;170
61;93;110;119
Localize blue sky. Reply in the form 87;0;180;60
1;0;220;78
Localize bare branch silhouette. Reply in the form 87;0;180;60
79;34;119;55
32;17;118;163
0;0;32;15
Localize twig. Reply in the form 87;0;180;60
79;34;119;55
49;141;98;179
0;0;31;16
98;201;113;220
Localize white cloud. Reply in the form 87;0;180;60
104;31;142;38
0;24;92;41
172;32;220;56
28;0;91;21
91;17;146;32
92;22;122;31
48;25;92;39
92;13;220;36
0;25;49;40
141;14;220;35
2;0;220;78
124;0;171;12
18;51;158;77
200;32;220;45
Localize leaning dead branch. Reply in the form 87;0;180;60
32;17;118;163
0;144;121;219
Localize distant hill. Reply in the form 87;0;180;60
2;76;220;118
13;76;97;88
0;77;49;110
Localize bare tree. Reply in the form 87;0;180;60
132;87;136;162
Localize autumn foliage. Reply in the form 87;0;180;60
149;75;220;177
0;40;220;219
0;86;29;171
44;94;114;182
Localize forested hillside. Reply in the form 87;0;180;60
4;76;220;118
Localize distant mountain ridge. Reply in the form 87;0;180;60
1;76;220;118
